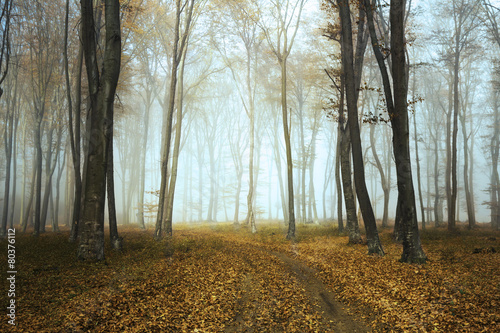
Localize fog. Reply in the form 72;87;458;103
1;0;500;237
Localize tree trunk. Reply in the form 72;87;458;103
459;99;475;229
322;128;334;221
19;120;27;228
245;49;256;232
299;102;306;224
335;127;344;231
369;124;389;228
364;0;425;261
206;143;215;222
33;116;43;236
339;0;383;255
389;0;426;262
434;129;441;227
309;136;319;223
340;126;360;242
492;97;500;229
449;36;461;231
78;0;121;261
281;59;296;240
40;126;55;233
234;169;243;223
469;129;476;228
107;132;120;249
268;158;273;220
156;0;194;239
68;34;83;243
22;155;37;233
273;113;288;224
8;116;18;230
197;145;203;222
53;146;65;232
413;102;426;229
1;91;14;236
246;92;256;231
138;87;151;229
165;44;188;237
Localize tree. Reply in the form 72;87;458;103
430;0;480;230
490;70;500;230
77;0;121;260
323;0;368;243
338;0;383;255
227;109;248;224
21;0;61;237
0;0;13;237
0;43;16;238
214;0;263;232
364;0;426;262
409;67;426;230
155;0;194;239
64;0;83;242
260;0;306;239
0;0;13;98
369;121;390;228
482;0;500;230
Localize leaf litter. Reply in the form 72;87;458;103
0;224;498;332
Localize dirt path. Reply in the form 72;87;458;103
223;239;371;332
271;250;369;332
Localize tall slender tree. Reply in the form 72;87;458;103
364;0;426;262
261;0;306;239
64;0;83;242
155;0;194;239
338;0;383;255
78;0;121;260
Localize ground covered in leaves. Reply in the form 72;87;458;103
0;222;499;332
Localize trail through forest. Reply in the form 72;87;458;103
222;238;369;332
0;223;498;332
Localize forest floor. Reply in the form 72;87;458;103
0;222;499;332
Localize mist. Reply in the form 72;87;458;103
1;0;499;238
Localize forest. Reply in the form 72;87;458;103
0;0;499;331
